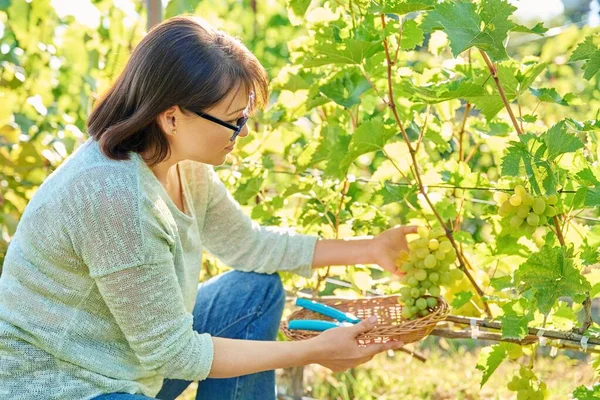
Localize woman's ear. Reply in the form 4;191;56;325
156;105;179;136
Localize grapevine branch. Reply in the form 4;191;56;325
380;14;492;317
478;49;593;335
432;314;600;354
478;50;523;136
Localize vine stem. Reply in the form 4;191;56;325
380;14;492;318
478;50;523;136
312;179;350;297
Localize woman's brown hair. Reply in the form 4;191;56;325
87;15;269;166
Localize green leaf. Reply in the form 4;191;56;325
233;176;264;205
370;0;435;15
514;246;591;315
310;124;352;180
399;78;485;104
164;0;201;18
287;0;312;26
476;343;508;387
573;384;600;400
451;291;473;308
543;121;585;159
320;70;371;109
500;300;533;339
422;0;516;61
341;119;397;169
305;39;384;67
569;35;600;80
374;181;416;205
570;35;600;62
400;20;424;50
529;87;573;106
512;22;548;35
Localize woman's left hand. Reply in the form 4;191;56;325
370;225;419;276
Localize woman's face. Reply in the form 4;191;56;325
157;84;252;165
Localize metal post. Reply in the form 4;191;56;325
146;0;163;31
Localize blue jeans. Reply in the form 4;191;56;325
91;270;286;400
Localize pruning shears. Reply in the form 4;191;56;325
287;298;362;331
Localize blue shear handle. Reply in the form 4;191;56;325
296;298;361;324
288;320;353;331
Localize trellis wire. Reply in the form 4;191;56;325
219;162;600;224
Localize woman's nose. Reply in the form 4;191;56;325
238;124;250;138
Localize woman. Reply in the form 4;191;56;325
0;16;414;400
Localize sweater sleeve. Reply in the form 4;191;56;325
67;165;214;381
200;164;319;278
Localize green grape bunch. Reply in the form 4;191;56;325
395;226;463;320
494;185;559;235
507;366;547;400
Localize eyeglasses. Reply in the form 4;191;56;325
194;110;249;142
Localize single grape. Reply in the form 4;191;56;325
516;205;530;219
527;213;540;227
440;272;451;284
404;297;415;307
415;248;429;259
410;287;420;298
419;287;427;296
415;269;427;281
407;277;419;287
439;241;453;253
401;307;413;319
522;193;535;206
419;309;429;317
416;298;428;310
428;272;439;282
498;201;515;217
429;286;441;296
421;279;432;289
426;297;438;307
544;205;556;218
435;249;446;260
510;215;524;227
450;268;463;281
428;238;440;251
401;262;415;273
493;191;509;204
424;254;437;268
444;250;457;263
532;197;546;214
546;194;558;205
410;305;419;315
514;185;527;198
509;194;522;206
417;226;429;238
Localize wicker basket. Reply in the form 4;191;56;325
280;294;449;345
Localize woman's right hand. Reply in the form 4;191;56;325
303;315;405;373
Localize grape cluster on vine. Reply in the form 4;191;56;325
396;226;463;320
507;366;547;400
494;185;558;235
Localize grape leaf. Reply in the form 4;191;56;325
310;124;352;179
320;70;371;109
500;299;533;339
370;0;435;15
569;35;600;80
305;39;384;67
233;176;264;205
529;87;574;106
400;20;424;50
514;246;591;315
512;22;548;35
287;0;312;26
542;121;585;159
422;0;516;61
476;343;509;387
340;120;398;174
573;384;600;400
374;181;417;205
451;291;473;308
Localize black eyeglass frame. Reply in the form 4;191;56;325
193;111;249;142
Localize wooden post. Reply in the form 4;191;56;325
146;0;162;31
